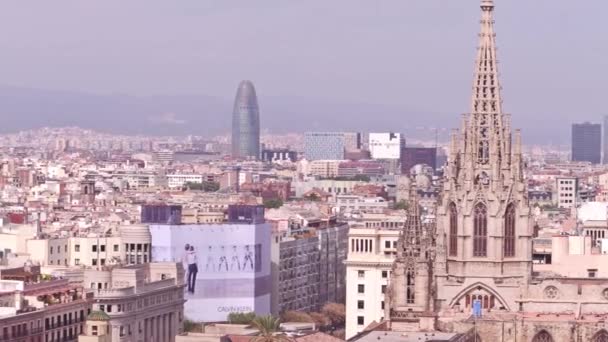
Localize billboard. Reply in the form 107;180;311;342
369;133;403;159
150;223;271;322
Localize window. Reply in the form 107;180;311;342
100;259;106;266
75;259;80;265
449;202;458;256
113;245;119;252
50;247;53;254
100;245;106;252
381;285;387;294
357;300;364;309
92;245;97;252
99;305;105;312
75;244;80;252
381;301;385;310
384;241;390;248
473;203;488;257
357;270;365;278
588;269;598;278
382;271;388;278
92;326;98;336
106;305;112;313
92;259;98;266
504;203;516;257
64;245;67;252
406;267;415;304
357;316;364;325
357;284;365;294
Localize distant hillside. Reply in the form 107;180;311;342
0;85;563;145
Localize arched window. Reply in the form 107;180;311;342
449;203;458;256
593;330;608;342
406;266;415;304
532;330;554;342
473;203;487;257
504;203;516;257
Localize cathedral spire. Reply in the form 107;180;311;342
469;0;506;170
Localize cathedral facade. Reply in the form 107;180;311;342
385;1;608;341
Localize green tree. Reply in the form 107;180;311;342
183;182;203;191
280;311;313;323
352;174;371;182
394;200;409;210
183;319;203;332
228;312;257;324
305;193;320;202
321;303;346;327
251;315;291;342
183;181;220;192
203;181;220;192
309;312;330;328
264;198;284;209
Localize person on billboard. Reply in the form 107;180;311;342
186;246;198;293
181;244;190;284
205;245;215;272
230;245;241;271
242;245;254;271
218;245;229;271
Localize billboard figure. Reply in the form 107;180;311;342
218;245;229;271
242;245;254;271
186;246;198;294
230;245;241;271
254;244;262;272
181;244;190;284
205;245;215;272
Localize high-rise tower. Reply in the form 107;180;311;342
434;0;533;313
231;80;260;159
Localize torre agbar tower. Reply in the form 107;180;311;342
434;0;533;312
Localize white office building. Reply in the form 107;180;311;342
345;227;399;340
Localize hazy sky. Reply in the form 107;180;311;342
0;0;606;138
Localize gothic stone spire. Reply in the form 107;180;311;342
449;0;522;189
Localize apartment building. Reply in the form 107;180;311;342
83;263;185;342
344;227;400;339
0;265;93;342
166;174;204;189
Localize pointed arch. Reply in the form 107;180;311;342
447;282;511;311
473;203;487;257
449;202;458;256
593;330;608;342
504;202;516;257
532;330;554;342
406;264;415;304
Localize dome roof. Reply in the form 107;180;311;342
87;310;110;322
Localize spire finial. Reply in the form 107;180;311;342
481;0;494;9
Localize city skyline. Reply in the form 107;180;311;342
0;1;604;144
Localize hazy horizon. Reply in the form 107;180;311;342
0;0;605;145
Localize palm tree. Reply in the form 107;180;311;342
250;315;292;342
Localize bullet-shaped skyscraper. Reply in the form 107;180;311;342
232;80;260;159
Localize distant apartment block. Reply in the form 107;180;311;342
556;177;578;209
400;147;437;174
166;174;204;189
572;122;601;164
304;132;361;161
